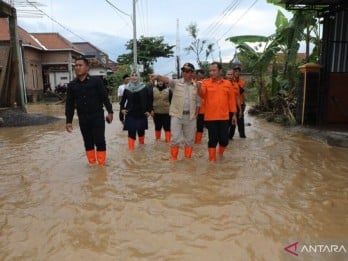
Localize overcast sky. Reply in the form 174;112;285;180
16;0;291;74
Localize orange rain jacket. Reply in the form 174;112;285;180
200;78;237;121
234;78;246;104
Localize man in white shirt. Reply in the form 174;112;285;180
118;74;130;124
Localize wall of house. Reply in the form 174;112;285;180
0;44;10;103
23;47;43;101
321;8;348;124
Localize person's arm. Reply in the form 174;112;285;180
97;78;114;123
65;83;75;132
149;74;174;88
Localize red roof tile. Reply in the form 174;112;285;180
0;18;42;49
31;32;82;52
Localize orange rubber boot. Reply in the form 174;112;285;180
155;131;161;140
184;146;193;158
208;148;216;161
195;132;203;144
218;146;225;156
170;146;179;160
165;131;171;143
138;136;145;144
128;137;135;151
96;151;106;166
86;150;96;165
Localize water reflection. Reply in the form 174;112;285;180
0;104;347;260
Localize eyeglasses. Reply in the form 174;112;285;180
181;69;192;73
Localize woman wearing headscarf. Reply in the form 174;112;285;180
120;72;153;150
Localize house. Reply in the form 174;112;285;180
30;33;83;96
0;17;117;103
282;0;348;126
73;42;109;77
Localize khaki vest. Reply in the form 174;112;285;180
169;79;199;120
153;87;170;114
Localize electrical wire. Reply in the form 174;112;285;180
24;0;87;41
217;0;259;42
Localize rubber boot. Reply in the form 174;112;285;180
96;151;106;166
218;146;225;156
184;146;193;158
128;137;135;151
155;131;161;140
138;136;145;144
86;150;96;165
195;132;203;144
208;148;216;161
170;146;179;160
165;131;171;143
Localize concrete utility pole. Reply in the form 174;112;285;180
176;18;181;78
132;0;137;73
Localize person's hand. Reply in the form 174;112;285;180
145;112;150;118
66;123;73;133
231;113;237;125
149;74;157;82
106;113;113;124
121;109;128;115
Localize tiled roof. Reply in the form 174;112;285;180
31;33;82;53
0;18;10;41
73;42;103;55
0;18;40;49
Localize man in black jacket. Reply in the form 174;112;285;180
65;57;113;166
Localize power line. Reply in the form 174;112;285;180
202;0;241;39
104;0;132;29
24;0;87;42
217;0;259;43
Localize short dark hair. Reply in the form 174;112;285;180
75;56;89;65
210;62;222;70
122;74;130;79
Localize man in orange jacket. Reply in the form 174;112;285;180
197;62;237;161
229;65;246;139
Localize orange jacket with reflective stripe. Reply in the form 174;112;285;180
200;78;237;121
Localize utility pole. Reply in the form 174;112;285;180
132;0;137;73
176;18;180;78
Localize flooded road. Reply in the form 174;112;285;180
0;104;347;261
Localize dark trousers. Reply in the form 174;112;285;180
119;110;124;123
229;104;246;138
128;129;145;139
196;113;204;132
204;120;229;148
154;113;170;131
79;113;106;151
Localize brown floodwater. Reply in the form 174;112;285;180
0;103;347;261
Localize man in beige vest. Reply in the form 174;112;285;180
150;63;201;160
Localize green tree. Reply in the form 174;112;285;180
117;36;175;78
184;23;214;69
107;64;132;101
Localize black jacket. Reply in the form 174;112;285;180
65;75;113;123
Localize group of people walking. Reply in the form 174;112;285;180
65;57;246;166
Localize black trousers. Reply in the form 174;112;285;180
204;120;229;148
79;112;106;151
153;113;171;131
128;129;145;139
229;104;246;138
196;113;205;133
